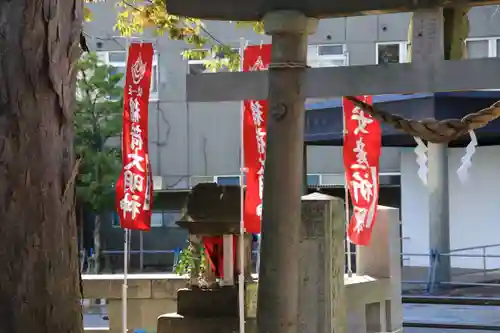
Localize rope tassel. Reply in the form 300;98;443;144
414;136;428;185
457;130;478;184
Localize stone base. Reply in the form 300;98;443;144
158;313;257;333
177;287;238;317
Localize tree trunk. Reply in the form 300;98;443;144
93;214;102;273
0;1;83;333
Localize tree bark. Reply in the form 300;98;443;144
0;1;83;333
93;214;101;273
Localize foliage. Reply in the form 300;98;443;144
84;0;263;72
174;240;207;276
75;52;124;212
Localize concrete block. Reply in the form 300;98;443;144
157;313;238;333
152;278;186;299
177;287;238;317
83;278;152;300
299;193;347;333
108;298;177;333
356;206;403;333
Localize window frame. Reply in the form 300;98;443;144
306;174;322;186
307;44;349;67
214;175;243;186
375;41;409;64
96;50;159;101
465;37;499;58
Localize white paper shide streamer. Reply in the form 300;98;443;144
414;136;428;185
457;130;478;184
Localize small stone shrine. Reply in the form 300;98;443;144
158;182;254;333
158;189;403;333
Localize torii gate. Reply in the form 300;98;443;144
165;1;500;332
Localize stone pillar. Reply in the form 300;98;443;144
428;143;451;285
303;144;308;195
411;8;451;287
299;193;347;333
257;11;318;333
356;206;403;332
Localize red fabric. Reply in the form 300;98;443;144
115;43;154;231
342;96;381;246
243;44;271;233
203;236;238;279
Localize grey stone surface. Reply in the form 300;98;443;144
404;303;500;326
299;194;346;333
186;58;500;102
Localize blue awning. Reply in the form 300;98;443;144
304;92;500;147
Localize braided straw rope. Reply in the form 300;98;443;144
345;96;500;143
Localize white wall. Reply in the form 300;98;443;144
401;146;500;270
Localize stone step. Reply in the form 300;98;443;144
177;287;238;317
158;313;257;333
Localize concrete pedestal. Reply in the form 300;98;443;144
352;206;403;333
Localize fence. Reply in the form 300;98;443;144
402;243;500;292
82;249;181;273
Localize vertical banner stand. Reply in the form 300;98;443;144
122;38;131;333
238;37;247;333
342;106;353;277
122;228;129;333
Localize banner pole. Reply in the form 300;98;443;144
122;38;131;333
238;37;247;333
122;228;129;333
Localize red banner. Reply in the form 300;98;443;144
343;96;381;246
243;44;271;234
115;43;154;231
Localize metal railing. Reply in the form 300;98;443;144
82;249;181;273
402;243;500;292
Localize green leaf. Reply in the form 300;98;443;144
75;52;123;212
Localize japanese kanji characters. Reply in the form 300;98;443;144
343;95;381;246
116;42;154;231
243;44;271;234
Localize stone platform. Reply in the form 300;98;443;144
83;205;402;333
158;273;402;333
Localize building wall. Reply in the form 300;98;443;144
401;146;500;270
84;2;500;263
83;2;415;186
84;3;500;187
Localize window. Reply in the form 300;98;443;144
112;211;120;228
163;210;182;227
187;48;240;74
376;42;409;64
465;38;500;59
307;174;321;186
151;212;163;227
215;175;241;186
308;44;348;67
96;50;159;100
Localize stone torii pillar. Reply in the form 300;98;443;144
257;12;318;333
411;9;451;285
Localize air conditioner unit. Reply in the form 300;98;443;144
152;176;164;190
